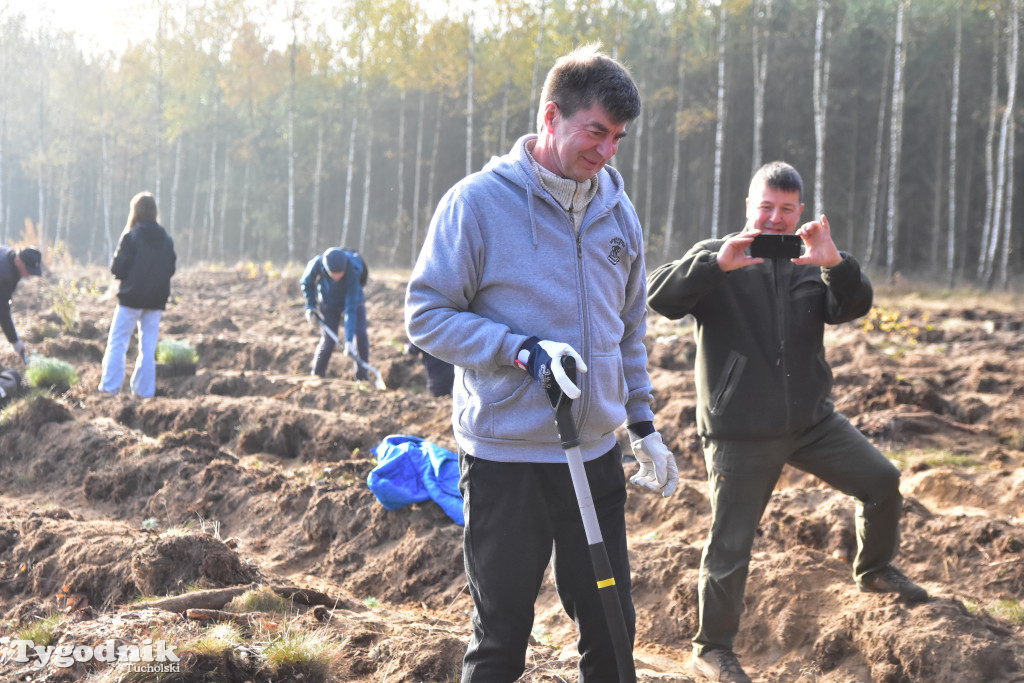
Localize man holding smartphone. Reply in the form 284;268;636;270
646;161;927;683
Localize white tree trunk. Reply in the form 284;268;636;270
977;15;1000;282
864;45;891;265
239;159;251;260
170;135;182;235
528;0;546;130
662;1;686;261
218;150;230;257
311;116;324;251
341;77;361;247
812;0;831;217
359;103;373;253
884;0;908;281
205;138;217;261
987;0;1019;288
466;17;474;176
287;37;297;261
710;2;727;238
409;91;426;268
752;0;772;174
946;9;962;287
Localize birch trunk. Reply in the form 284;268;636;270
812;0;830;216
409;91;426;267
998;120;1015;289
155;4;164;206
751;0;772;174
239;159;251;259
218;150;230;257
710;1;727;238
945;9;962;288
359;103;373;253
186;169;201;267
341;77;360;247
662;1;686;261
987;0;1019;288
287;37;297;262
311;116;324;252
100;85;113;259
205;139;217;262
466;17;474;176
864;47;891;264
170;136;182;236
977;15;1000;282
390;90;405;261
884;0;908;282
424;92;443;254
528;0;546;129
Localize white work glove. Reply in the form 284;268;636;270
516;337;588;400
628;430;679;497
12;340;27;364
305;308;320;330
344;340;357;359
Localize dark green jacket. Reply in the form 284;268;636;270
647;232;873;439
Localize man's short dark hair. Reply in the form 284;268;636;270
750;161;804;202
537;43;641;133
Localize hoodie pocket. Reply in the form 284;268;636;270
708;350;747;416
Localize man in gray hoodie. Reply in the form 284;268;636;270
406;43;678;683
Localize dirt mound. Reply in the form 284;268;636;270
0;266;1022;681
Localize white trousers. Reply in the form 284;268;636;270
98;305;163;398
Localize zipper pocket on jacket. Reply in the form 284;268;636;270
709;351;747;415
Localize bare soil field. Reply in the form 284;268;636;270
0;264;1022;682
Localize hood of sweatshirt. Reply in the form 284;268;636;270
481;134;626;248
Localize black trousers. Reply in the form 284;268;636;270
459;445;635;683
311;302;369;380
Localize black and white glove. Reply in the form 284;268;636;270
628;429;679;497
516;336;587;399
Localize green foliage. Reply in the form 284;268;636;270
156;338;198;365
16;613;60;647
48;280;80;333
24;356;78;391
262;628;334;679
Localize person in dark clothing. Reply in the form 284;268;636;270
98;192;176;398
647;161;927;683
301;247;369;381
405;341;454;397
0;246;43;364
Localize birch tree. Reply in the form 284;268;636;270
710;1;727;238
661;0;686;261
945;8;962;287
985;0;1019;289
751;0;772;174
812;0;831;217
977;13;1000;283
884;0;908;281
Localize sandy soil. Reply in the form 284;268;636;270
0;264;1022;682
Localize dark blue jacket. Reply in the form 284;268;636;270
301;252;365;344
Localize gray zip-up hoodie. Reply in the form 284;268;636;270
405;134;655;464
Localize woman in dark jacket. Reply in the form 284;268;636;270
98;192;176;397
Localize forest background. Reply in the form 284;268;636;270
0;0;1021;290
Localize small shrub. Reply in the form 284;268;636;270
49;280;80;332
16;613;60;647
156;338;198;365
263;628;333;678
24;356;78;391
226;587;292;615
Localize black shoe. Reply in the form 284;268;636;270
858;565;928;603
692;649;753;683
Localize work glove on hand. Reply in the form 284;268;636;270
516;336;588;400
344;340;358;360
12;340;26;364
628;430;679;497
305;308;319;329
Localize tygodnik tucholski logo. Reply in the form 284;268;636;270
7;637;181;672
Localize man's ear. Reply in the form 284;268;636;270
542;101;559;132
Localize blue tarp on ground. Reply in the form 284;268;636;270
367;434;464;526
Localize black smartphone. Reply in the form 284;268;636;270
749;233;802;259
